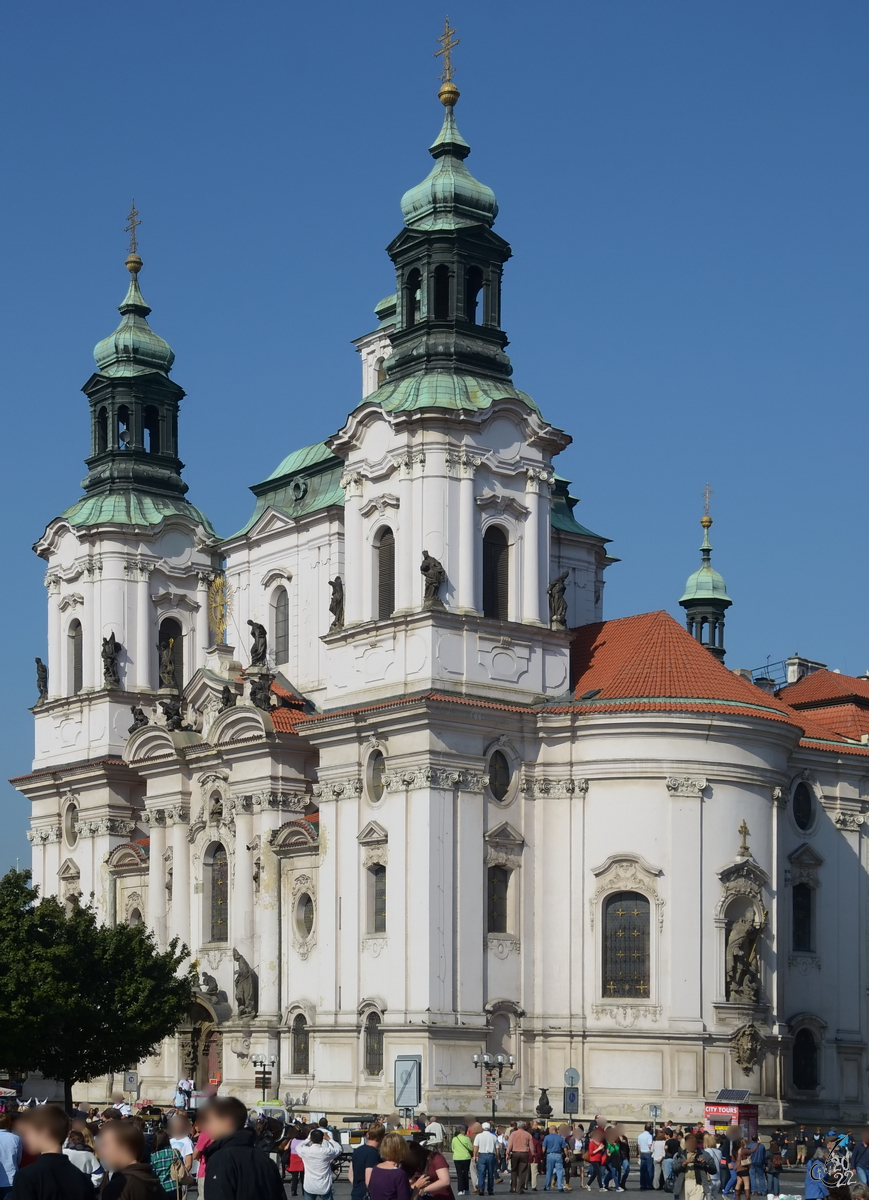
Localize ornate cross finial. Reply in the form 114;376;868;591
125;200;141;256
435;17;460;84
738;819;750;856
703;483;713;517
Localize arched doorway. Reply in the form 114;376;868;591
180;1000;222;1093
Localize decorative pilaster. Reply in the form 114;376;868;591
45;573;62;698
196;571;213;672
457;453;481;611
135;561;154;689
341;472;364;624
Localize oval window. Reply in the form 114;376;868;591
64;804;79;847
793;783;813;831
489;750;512;802
297;893;314;937
369;750;386;802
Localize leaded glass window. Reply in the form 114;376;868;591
603;890;650;998
364;1012;384;1075
370;865;386;934
793;783;813;831
274;587;289;664
488;865;510;934
488;751;511;802
292;1013;309;1074
209;845;228;943
792;883;813;951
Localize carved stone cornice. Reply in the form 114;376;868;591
834;811;864;831
57;592;84;612
486;935;521;959
789;953;822;974
77;817;136;840
591;1004;662;1028
386;766;487;793
27;824;61;844
312;776;363;800
359;494;400;518
522;777;589;798
666;776;708;796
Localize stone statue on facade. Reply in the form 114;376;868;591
102;633;122;689
160;696;185;732
547;571;569;631
420;550;446;608
725;909;766;1002
233;948;258;1018
157;638;178;690
250;674;273;712
247;619;268;667
199;971;219;997
219;684;237;711
128;705;149;735
35;657;48;703
328;576;344;631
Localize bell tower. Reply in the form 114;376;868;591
679;488;732;661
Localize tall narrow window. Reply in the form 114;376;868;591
369;864;387;934
208;844;228;943
158;618;184;690
434;264;450;320
603;891;650;998
405;268;422;327
465;266;484;324
482;526;509;620
117;404;131;449
368;750;386;802
377;527;395;620
96;407;108;453
68;620;83;695
143;405;160;454
292;1013;309;1074
487;865;510;934
364;1012;384;1075
793;1028;819;1090
375;357;387;387
488;751;512;802
273;587;289;664
792;883;813;952
793;783;813;831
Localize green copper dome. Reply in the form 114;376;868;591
400;105;498;231
93;260;175;378
679;518;732;606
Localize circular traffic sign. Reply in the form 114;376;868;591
564;1067;580;1087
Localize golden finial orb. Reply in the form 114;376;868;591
438;81;460;106
125;252;143;276
700;514;713;529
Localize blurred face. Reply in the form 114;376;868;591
170;1117;189;1138
98;1127;135;1171
19;1123;57;1156
685;1138;697;1154
205;1109;238;1141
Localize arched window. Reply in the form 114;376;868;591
117;404;131;449
488;1011;513;1059
128;908;142;927
793;783;813;831
793;1028;819;1089
364;1012;384;1075
488;750;512;802
368;864;387;934
68;620;83;695
377;527;395;620
143;405;160;454
602;891;651;998
465;266;484;324
433;264;450;320
792;883;813;952
96;407;108;453
368;750;386;802
207;844;228;943
487;865;510;934
273;587;289;664
292;1013;309;1074
482;526;509;620
158;618;184;690
375;357;387;387
405;268;421;327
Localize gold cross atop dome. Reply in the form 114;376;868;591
738;819;751;857
702;482;713;529
124;201;143;275
435;18;461;106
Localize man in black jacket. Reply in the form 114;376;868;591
202;1097;284;1200
11;1105;93;1200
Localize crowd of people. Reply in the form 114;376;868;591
1;1096;868;1200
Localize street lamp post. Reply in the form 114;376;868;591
473;1053;514;1126
251;1054;277;1104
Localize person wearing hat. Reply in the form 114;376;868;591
474;1123;499;1196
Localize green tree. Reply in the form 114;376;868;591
0;870;196;1111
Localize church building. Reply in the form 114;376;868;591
13;62;868;1125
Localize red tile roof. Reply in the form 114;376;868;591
779;668;869;707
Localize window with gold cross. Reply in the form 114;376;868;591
602;890;650;998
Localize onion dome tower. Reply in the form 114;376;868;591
679;489;732;661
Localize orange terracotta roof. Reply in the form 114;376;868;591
789;703;869;742
567;611;796;723
271;706;307;732
779;668;869;707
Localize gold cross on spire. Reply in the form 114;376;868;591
738;819;750;857
703;483;713;517
435;17;460;84
125;200;141;256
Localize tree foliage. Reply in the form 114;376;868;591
0;870;196;1109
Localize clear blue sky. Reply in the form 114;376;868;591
2;1;868;871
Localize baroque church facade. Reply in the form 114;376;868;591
13;75;869;1124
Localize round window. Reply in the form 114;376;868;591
369;750;386;802
793;782;814;831
297;893;314;937
489;750;512;802
64;804;79;847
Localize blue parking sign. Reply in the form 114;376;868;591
563;1086;580;1114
